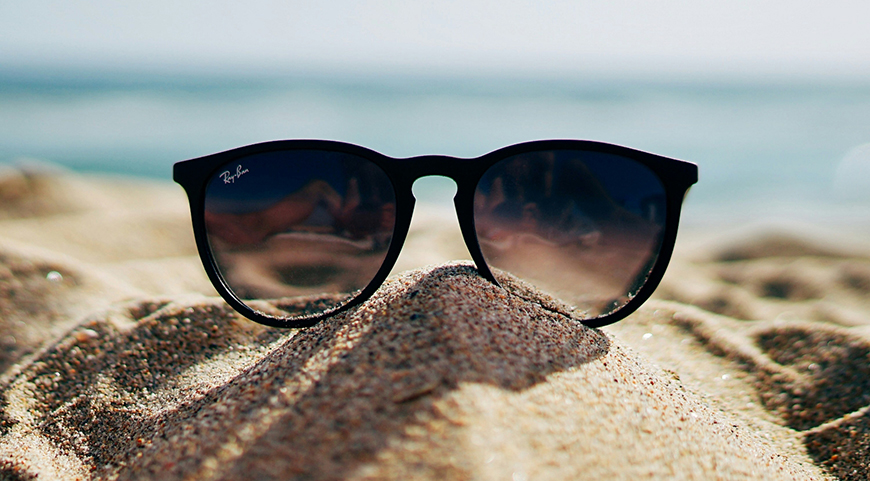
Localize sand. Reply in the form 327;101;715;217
1;165;869;480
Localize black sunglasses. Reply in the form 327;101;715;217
174;139;697;329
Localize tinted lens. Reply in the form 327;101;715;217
204;150;396;319
473;150;667;319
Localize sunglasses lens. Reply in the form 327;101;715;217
473;150;667;319
203;150;396;319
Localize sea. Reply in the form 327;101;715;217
2;68;869;230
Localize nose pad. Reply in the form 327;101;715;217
389;176;472;276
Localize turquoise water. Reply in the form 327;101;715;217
2;69;869;226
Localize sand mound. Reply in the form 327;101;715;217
0;263;827;480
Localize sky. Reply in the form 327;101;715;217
2;0;870;78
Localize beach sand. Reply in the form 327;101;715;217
1;166;869;480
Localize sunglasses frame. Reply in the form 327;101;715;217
175;139;697;329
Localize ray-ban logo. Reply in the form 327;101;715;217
220;165;250;184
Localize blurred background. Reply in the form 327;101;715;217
2;0;869;230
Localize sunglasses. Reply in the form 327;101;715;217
174;139;697;329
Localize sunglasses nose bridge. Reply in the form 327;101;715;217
398;154;472;183
393;154;495;287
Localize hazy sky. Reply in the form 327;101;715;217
2;1;870;77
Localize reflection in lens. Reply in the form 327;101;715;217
204;150;396;319
473;150;666;319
